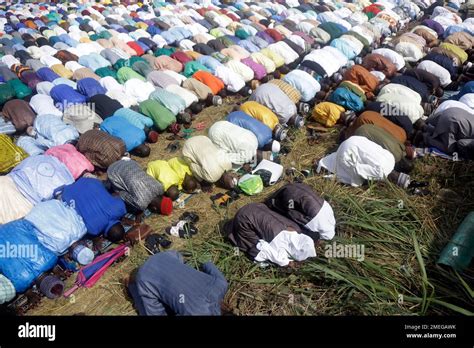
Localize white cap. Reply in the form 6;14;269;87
271;140;281;153
370;70;386;82
26;126;37;137
73;245;94;265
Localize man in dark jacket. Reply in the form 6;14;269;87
417;107;474;159
127;251;228;316
265;183;336;240
423;52;457;77
403;68;443;97
391;75;430;102
224;202;318;266
224;202;301;259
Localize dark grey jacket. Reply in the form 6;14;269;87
265;183;324;232
425;107;474;159
224;203;301;258
129;251;228;316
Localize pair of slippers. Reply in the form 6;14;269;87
211;191;240;207
408;181;430;196
165;212;200;239
144;234;172;254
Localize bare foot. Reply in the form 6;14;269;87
122;276;131;288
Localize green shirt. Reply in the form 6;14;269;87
139;99;176;131
116;67;146;84
353;124;405;162
183;61;210;78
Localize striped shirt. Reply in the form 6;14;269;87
76;129;126;169
269;79;301;104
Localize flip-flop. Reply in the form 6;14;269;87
166;221;198;238
166;134;183;141
409;188;431;196
166;141;180;153
408;181;429;188
179;211;200;224
144;234;162;254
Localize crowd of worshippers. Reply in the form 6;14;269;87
1;0;474;315
313;18;474;188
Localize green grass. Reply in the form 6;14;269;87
179;165;474;316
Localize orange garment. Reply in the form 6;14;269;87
413;28;438;46
25;20;37;30
343;65;379;99
192;71;225;95
345;111;407;143
362;53;397;79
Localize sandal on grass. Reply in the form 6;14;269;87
166;221;198;238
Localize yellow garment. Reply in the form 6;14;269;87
260;48;285;68
227;22;241;32
240;101;279;130
79;37;92;43
136;22;148;30
185;50;202;60
312;102;345;127
440;42;468;64
168;157;192;185
210;28;225;38
42;29;55;39
269;79;301;103
250;52;276;73
0;134;28;173
147;160;180;191
51;64;73;79
275;25;292;38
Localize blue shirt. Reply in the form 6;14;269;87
33;114;79;148
149;88;186;116
129;251;228;316
197;55;223;74
113;107;154;130
330;38;358;59
9;155;74;204
0;220;57;292
17;135;45;155
25;200;87;254
61;178;126;236
452;81;474;101
76;78;107;99
50;84;85;110
238;39;260;53
100;116;146;152
329;87;364;112
227;111;273;148
248;35;269;49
